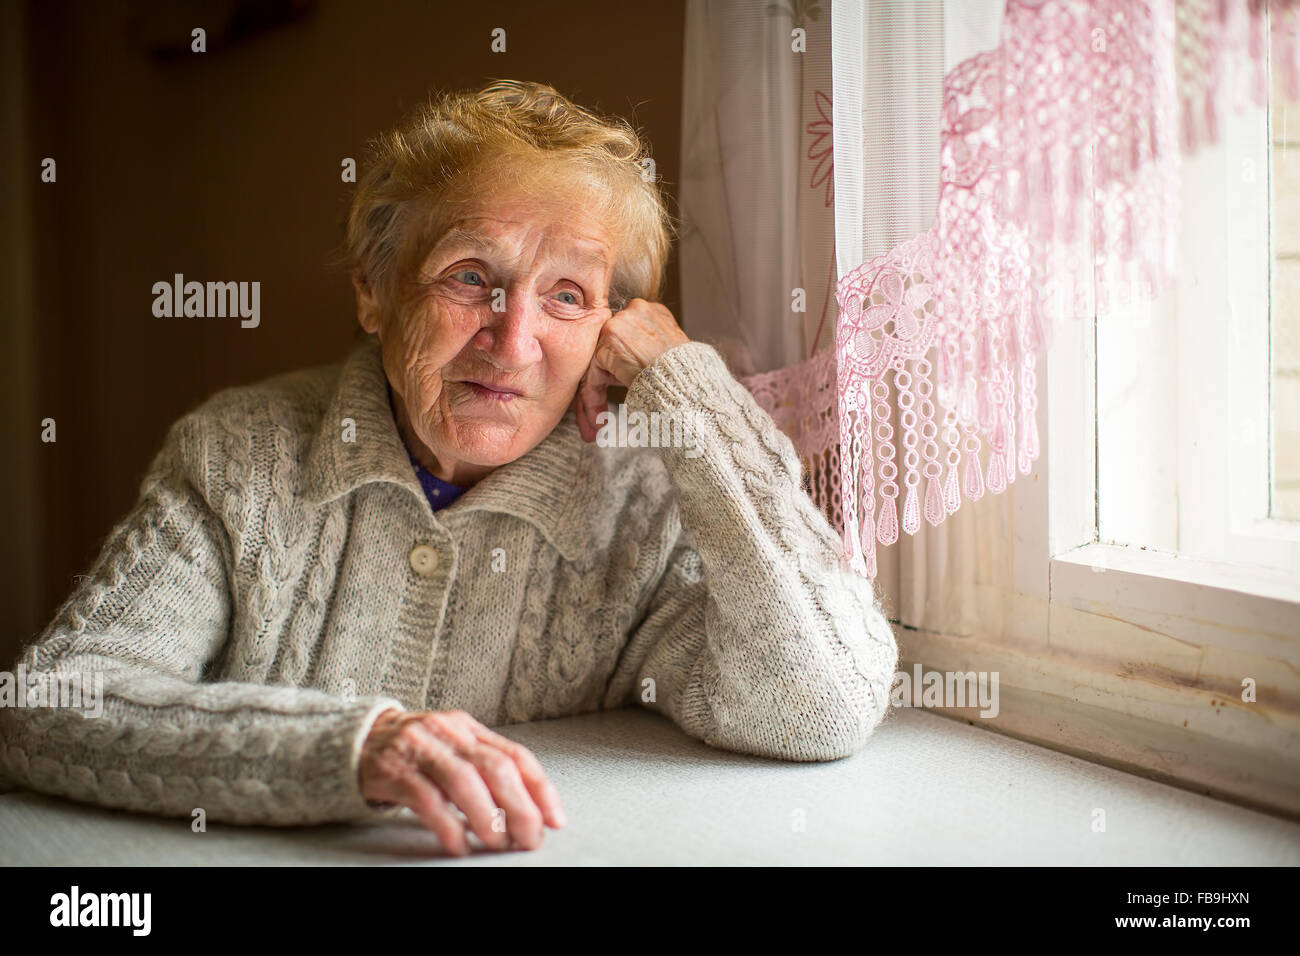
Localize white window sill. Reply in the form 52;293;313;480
1051;543;1300;658
1053;542;1300;611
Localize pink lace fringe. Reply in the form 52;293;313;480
737;0;1300;579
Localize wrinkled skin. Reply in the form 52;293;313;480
354;175;688;854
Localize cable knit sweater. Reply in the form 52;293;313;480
0;335;898;826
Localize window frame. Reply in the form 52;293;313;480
901;97;1300;821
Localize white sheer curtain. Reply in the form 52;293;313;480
679;0;847;524
679;0;837;376
831;0;1014;634
679;0;1017;632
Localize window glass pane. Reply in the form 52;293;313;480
1271;48;1300;520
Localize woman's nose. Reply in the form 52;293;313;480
473;289;542;368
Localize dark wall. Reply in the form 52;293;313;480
4;0;686;666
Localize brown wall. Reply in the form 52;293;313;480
3;0;685;667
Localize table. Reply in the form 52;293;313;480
3;707;1297;865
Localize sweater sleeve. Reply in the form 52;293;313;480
0;415;406;826
616;341;898;761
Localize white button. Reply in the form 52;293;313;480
409;544;440;577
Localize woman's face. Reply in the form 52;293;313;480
358;177;617;486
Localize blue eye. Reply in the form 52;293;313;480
453;270;485;286
556;290;579;305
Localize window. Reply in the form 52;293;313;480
1089;56;1300;583
1270;63;1300;522
1032;27;1300;815
883;15;1300;819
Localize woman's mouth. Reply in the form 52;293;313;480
461;379;523;402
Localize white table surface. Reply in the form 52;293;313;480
2;706;1297;865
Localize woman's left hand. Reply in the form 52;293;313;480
573;298;690;442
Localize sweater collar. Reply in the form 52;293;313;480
304;335;594;561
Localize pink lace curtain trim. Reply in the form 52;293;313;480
740;346;841;524
794;0;1300;579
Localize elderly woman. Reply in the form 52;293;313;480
0;80;897;855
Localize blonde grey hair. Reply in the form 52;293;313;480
343;79;672;312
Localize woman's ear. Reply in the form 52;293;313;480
352;272;382;334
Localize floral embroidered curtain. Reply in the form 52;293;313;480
681;0;1300;581
832;0;1300;578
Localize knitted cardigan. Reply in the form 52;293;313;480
0;336;899;826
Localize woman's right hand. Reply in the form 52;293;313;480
358;708;566;856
